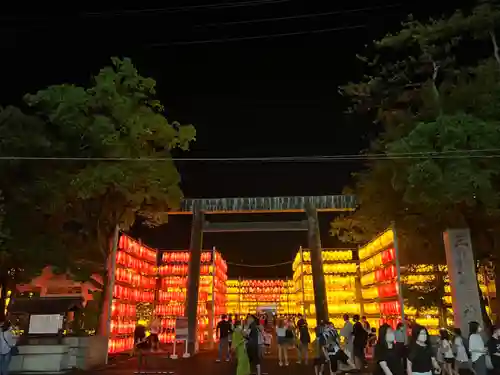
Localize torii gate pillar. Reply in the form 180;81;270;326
185;202;204;355
305;202;329;324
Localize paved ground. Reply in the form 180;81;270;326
95;347;367;375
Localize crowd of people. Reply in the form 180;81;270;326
215;313;500;375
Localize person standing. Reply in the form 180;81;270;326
362;316;371;332
340;314;354;360
0;321;17;375
452;328;471;375
296;317;311;365
216;314;232;362
246;315;262;375
407;325;441;375
439;329;455;375
231;322;251;375
374;324;404;375
352;314;368;369
395;323;407;369
227;314;234;357
469;321;487;375
314;323;328;375
149;317;161;352
276;319;289;366
488;325;500;374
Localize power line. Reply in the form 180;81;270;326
194;4;401;28
0;1;289;21
80;0;289;17
150;24;365;47
1;149;500;162
226;260;293;267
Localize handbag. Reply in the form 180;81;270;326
2;331;19;356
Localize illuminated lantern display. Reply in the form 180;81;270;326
225;279;295;316
359;229;400;330
108;234;157;353
401;264;491;335
156;249;227;343
293;248;359;340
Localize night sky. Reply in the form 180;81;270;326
1;1;473;278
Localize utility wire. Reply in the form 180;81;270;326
1;149;500;162
226;260;293;267
0;1;290;21
194;3;401;28
150;24;365;46
80;0;288;17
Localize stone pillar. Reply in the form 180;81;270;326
443;228;483;335
305;202;329;324
185;203;204;355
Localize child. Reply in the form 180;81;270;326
263;330;272;355
367;327;377;359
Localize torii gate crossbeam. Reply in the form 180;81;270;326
177;195;357;354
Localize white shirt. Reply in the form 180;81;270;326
340;321;353;341
441;339;454;359
454;336;469;363
0;329;16;355
276;327;287;337
469;333;485;362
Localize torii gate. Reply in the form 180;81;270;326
168;195;357;354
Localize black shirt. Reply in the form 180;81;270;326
217;320;232;339
374;345;404;375
488;337;500;370
408;344;434;373
247;322;259;348
134;325;146;343
297;319;310;343
353;321;368;347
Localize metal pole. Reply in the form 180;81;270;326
286;277;289;315
238;276;241;318
210;247;216;348
392;223;406;334
300;246;305;316
104;225;120;365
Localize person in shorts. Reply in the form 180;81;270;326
263;330;272;355
149;318;160;352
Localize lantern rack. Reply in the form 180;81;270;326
108;234;157;354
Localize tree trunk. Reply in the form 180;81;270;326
489;30;500;69
95;269;108;335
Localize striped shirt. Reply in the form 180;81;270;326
322;327;341;355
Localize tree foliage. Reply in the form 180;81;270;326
333;2;500;269
0;58;195;327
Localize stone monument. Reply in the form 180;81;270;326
443;228;484;335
